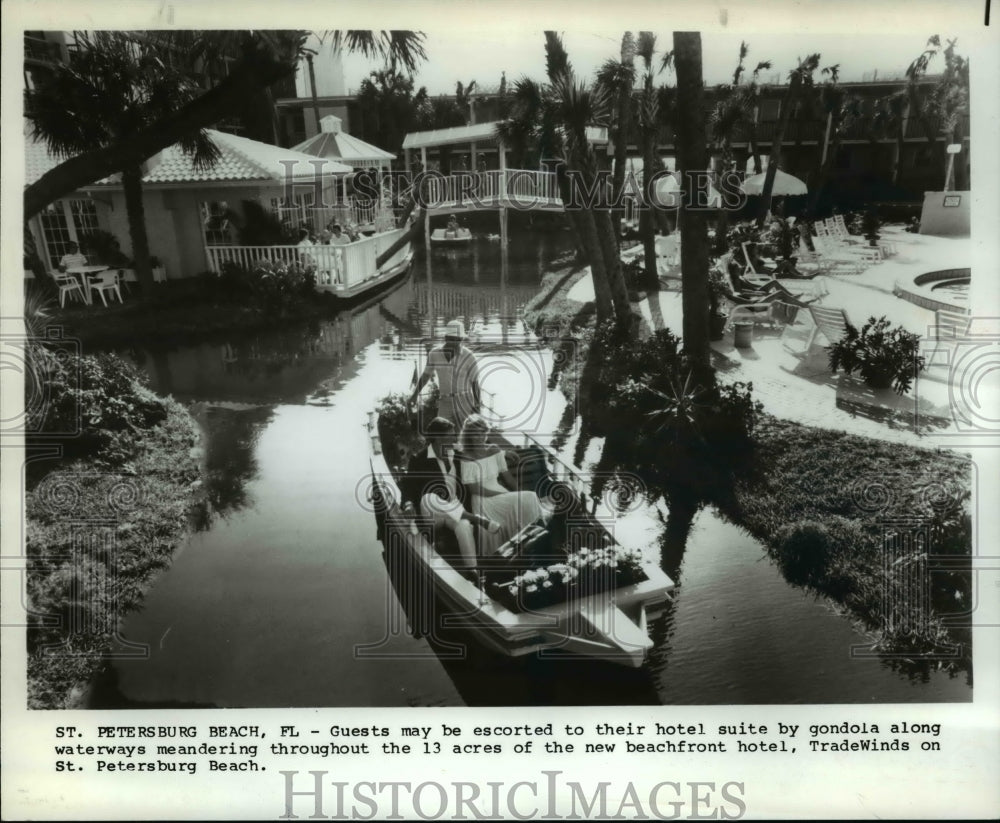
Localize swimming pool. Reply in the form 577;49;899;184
895;268;971;312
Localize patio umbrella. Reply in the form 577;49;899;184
651;171;722;208
740;169;808;196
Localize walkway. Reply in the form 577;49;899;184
566;229;989;450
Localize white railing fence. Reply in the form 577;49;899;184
205;227;408;290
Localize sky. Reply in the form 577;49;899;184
333;31;956;96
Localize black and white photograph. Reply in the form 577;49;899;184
3;1;999;819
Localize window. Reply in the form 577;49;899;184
200;201;233;246
37;198;101;269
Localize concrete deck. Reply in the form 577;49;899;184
566;228;992;449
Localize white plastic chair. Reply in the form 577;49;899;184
89;271;124;306
52;272;87;307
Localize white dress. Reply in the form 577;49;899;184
459;449;542;555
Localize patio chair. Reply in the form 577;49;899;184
89;270;124;307
803;305;853;352
52;271;87;308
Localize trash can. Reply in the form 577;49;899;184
733;321;754;348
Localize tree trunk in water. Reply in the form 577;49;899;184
594;208;634;329
673;32;712;369
756;71;803;226
122;164;154;297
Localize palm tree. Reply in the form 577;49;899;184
756;53;820;226
871;90;908;187
672;31;712;367
25;30;427;220
357;65;428;159
634;32;669;291
545;32;633;330
26;31;220;295
806;65;864;214
596;33;637;236
930;38;969;190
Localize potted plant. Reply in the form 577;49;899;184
861;205;881;247
828;316;926;394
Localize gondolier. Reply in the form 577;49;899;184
409;319;481;428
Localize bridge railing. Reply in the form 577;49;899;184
420;169;561;210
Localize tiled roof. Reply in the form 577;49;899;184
24;126;352;188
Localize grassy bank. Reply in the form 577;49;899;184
25;383;203;708
522;263;972;672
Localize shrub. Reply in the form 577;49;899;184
587;323;762;504
28;349;167;468
828;316;926;394
218;258;316;308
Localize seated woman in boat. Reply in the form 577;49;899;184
445;214;459;238
456;414;544;557
398;417;500;571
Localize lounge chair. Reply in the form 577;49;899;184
803;305;853;352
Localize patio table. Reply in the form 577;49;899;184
65;265;109;305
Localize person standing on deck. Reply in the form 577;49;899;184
409;319;481;429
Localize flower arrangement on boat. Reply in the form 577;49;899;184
490;544;648;611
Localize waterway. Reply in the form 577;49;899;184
88;233;971;707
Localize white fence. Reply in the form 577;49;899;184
205;227;409;290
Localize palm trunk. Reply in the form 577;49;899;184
611;92;631;242
578;209;614;322
641;128;659;291
891;122;903;186
122;164;154;296
807;123;842;216
756;70;804;226
595;208;633;328
951;125;968;191
673;32;712;368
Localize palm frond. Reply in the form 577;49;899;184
636;31;657;69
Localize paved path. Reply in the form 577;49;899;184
566;230;985;450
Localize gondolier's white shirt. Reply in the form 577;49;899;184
422;345;479;425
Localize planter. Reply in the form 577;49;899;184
864;371;895;391
733;322;754;349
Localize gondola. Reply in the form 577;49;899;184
366;413;676;667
